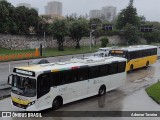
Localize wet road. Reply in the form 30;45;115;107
1;48;160;87
0;60;160;120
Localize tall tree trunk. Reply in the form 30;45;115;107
57;39;64;51
75;40;80;49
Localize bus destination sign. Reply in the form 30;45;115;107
13;68;35;77
111;50;124;54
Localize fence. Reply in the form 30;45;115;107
0;48;39;62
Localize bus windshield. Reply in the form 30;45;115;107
11;75;36;97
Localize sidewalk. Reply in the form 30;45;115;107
0;82;11;99
0;88;11;100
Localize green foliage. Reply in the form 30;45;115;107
116;1;140;30
50;19;68;51
146;81;160;104
36;19;51;35
143;31;160;44
69;18;89;49
0;0;15;33
89;18;102;30
14;6;39;34
104;29;119;36
0;0;40;34
100;36;109;47
123;23;139;45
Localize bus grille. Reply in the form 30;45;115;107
12;101;28;109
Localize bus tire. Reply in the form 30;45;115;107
52;96;63;110
98;85;106;96
145;61;149;68
129;65;133;73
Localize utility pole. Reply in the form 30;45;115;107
44;31;46;47
89;30;95;51
89;23;96;51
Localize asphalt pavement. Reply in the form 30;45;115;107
0;48;160;100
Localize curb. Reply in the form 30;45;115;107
0;95;10;100
0;86;11;90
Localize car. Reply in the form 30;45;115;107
92;47;112;57
30;59;49;65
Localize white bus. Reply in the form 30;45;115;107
8;56;126;111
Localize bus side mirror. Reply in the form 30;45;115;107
8;74;12;85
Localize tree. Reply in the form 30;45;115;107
69;18;89;49
124;23;139;45
14;6;39;34
100;36;109;47
51;19;68;51
0;0;16;33
27;8;39;34
116;0;140;30
36;18;51;35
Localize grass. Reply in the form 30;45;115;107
0;48;35;56
146;81;160;104
42;46;100;57
0;46;100;60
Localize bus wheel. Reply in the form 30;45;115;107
52;97;63;110
98;85;106;96
129;65;133;73
146;61;149;68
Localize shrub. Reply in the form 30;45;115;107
100;36;109;47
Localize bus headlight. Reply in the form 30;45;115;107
28;101;35;106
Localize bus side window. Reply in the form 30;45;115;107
64;70;73;84
99;64;109;77
108;63;118;75
117;62;126;73
127;52;130;61
151;48;157;55
78;68;88;81
146;49;149;56
89;66;99;79
37;73;51;99
129;52;133;59
51;72;60;86
139;50;143;58
72;70;78;82
155;48;157;55
59;71;66;85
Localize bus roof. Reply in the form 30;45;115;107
110;45;157;52
99;47;112;50
15;56;126;74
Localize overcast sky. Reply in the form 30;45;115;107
7;0;160;22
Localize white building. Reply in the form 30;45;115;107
101;6;117;22
89;10;101;19
45;1;62;16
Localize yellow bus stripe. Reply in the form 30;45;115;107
11;97;30;105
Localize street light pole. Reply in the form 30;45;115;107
44;31;46;47
90;30;95;51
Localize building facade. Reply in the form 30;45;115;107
89;10;101;19
101;6;117;22
89;6;117;22
45;1;62;16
